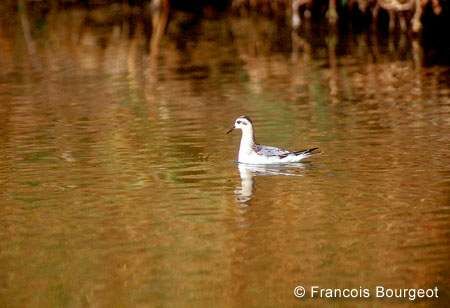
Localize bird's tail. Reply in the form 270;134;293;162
279;147;320;159
291;147;320;156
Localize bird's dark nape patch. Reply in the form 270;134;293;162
239;115;253;124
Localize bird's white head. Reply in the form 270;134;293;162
226;116;253;134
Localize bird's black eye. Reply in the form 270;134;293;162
237;121;241;124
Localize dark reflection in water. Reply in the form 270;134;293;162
0;5;449;307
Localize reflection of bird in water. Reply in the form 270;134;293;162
235;164;254;204
235;163;308;204
227;116;320;164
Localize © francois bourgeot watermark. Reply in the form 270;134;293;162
293;285;439;301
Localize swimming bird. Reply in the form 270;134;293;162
227;116;320;164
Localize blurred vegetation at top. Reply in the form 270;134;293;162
1;0;449;66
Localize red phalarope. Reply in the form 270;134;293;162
227;116;320;164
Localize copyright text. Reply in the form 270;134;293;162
293;285;439;301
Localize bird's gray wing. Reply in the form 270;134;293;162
253;144;290;156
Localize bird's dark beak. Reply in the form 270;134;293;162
226;127;234;134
